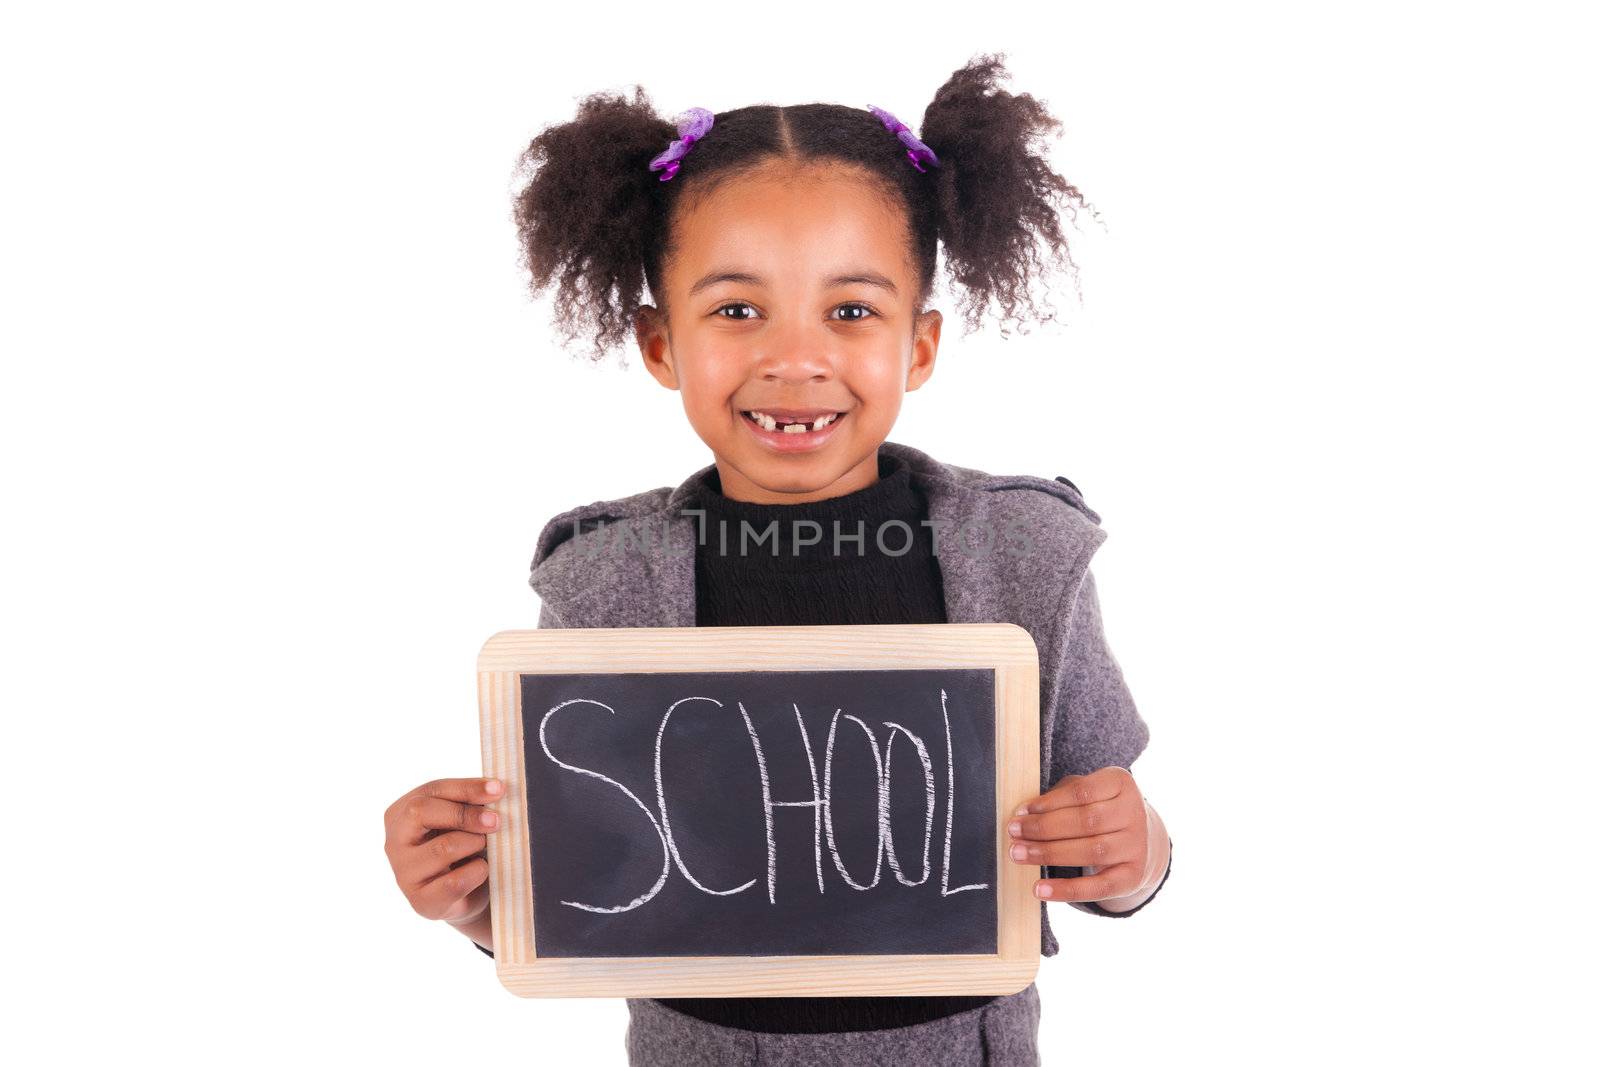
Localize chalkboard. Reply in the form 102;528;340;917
479;624;1040;998
523;666;996;957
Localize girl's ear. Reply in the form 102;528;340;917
905;308;942;393
635;305;679;390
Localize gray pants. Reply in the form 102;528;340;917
624;983;1041;1066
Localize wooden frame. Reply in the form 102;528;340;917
478;622;1040;998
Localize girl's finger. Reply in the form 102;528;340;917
1020;769;1128;815
1032;860;1141;902
411;856;491;921
399;829;489;888
418;777;504;804
392;795;501;845
386;778;503;835
1008;829;1137;869
1008;797;1131;842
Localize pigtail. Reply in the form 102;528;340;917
511;87;674;366
919;53;1100;337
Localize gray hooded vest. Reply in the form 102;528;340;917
525;439;1151;959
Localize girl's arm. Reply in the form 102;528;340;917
1045;568;1172;916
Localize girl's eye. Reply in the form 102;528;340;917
712;302;880;322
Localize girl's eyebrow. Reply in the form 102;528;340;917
687;269;900;297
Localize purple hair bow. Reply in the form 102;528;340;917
868;105;940;173
648;107;715;182
646;104;938;181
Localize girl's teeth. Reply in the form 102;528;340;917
747;410;838;433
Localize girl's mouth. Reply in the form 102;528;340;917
741;409;844;433
739;408;848;452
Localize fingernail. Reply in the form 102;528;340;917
1010;844;1027;861
1014;805;1029;816
486;779;503;795
1008;820;1021;836
1035;883;1053;898
481;811;497;827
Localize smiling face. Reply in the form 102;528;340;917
636;161;941;504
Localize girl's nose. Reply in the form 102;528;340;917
753;326;838;383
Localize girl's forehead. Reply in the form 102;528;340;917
671;169;912;277
683;162;894;218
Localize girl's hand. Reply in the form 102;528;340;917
1007;766;1166;906
384;777;504;924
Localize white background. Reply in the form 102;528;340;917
5;2;1594;1063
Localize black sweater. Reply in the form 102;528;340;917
652;451;1001;1033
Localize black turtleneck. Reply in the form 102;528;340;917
653;451;1001;1033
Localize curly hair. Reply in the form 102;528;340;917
511;52;1100;366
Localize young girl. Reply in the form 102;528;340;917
382;53;1173;1066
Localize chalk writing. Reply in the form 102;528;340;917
537;688;987;913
